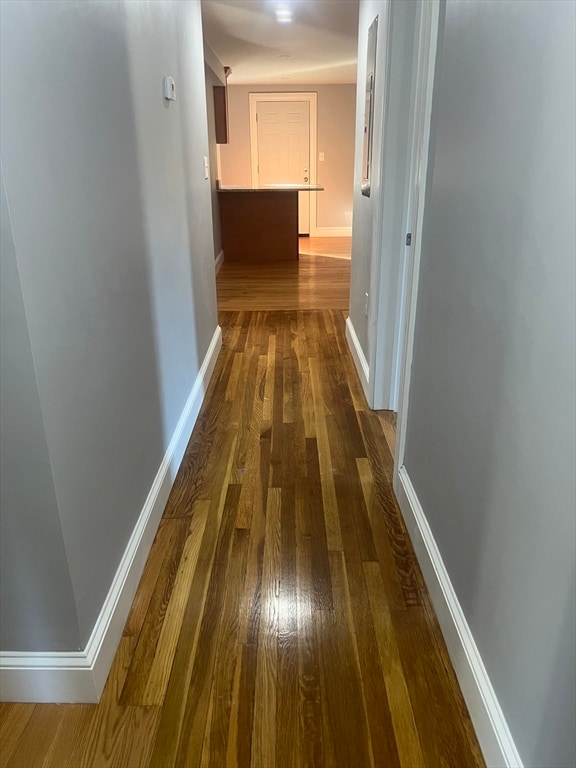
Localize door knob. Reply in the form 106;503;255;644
304;177;309;182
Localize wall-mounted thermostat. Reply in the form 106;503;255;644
163;76;176;101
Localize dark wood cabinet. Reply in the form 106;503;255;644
218;185;323;262
218;189;299;261
213;85;228;144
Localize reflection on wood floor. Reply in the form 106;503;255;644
0;310;484;768
216;237;351;311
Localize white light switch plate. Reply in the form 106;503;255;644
203;156;209;180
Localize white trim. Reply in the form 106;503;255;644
365;0;393;410
394;0;440;470
0;326;223;703
387;0;431;414
312;226;352;237
373;0;419;412
394;467;524;768
248;91;318;236
345;316;370;401
215;249;224;274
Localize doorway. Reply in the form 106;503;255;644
249;92;318;236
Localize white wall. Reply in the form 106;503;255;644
219;84;356;230
404;2;576;766
0;0;218;650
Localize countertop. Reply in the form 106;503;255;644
217;184;324;192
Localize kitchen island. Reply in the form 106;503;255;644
218;184;324;262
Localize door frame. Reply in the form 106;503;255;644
393;0;440;472
367;0;439;416
248;91;318;236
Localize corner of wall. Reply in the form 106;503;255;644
0;325;223;703
204;42;227;85
345;316;370;404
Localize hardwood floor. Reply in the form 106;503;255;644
0;309;484;768
216;237;351;311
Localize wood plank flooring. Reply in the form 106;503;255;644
216;237;351;311
0;309;484;768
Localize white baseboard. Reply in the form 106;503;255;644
215;249;224;274
0;325;223;703
312;226;352;237
345;316;370;402
393;466;524;768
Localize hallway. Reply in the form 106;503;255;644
0;310;484;768
216;237;351;311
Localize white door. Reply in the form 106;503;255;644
256;100;311;235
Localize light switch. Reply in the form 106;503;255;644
319;152;325;162
203;156;209;180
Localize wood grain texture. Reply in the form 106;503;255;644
217;237;351;310
0;310;484;768
0;704;35;767
213;85;228;144
218;190;299;262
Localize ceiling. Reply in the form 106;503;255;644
201;0;360;85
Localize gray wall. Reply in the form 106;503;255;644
219;84;356;229
205;63;224;259
404;2;576;766
0;0;218;651
1;172;81;651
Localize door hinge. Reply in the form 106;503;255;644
405;233;412;246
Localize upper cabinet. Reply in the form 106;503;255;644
214;85;229;144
